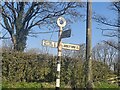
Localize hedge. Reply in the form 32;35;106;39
2;51;115;88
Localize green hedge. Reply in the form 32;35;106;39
2;51;115;88
2;52;52;82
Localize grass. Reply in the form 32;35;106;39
94;82;119;89
0;83;1;89
2;81;42;88
2;81;120;89
2;81;55;88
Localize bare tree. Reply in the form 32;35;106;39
93;2;120;86
2;39;13;52
0;2;84;51
62;44;86;61
93;2;120;50
92;42;118;70
72;44;86;60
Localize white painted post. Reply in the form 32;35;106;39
56;17;66;90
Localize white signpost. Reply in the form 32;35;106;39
42;17;80;90
42;40;80;50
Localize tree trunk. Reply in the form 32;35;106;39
12;35;17;50
12;30;28;51
118;1;120;87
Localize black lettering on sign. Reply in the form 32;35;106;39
50;42;52;46
71;46;75;49
64;45;68;47
77;46;79;49
53;42;55;47
45;41;49;46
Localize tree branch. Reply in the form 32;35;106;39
5;2;17;21
103;40;119;51
113;2;120;13
94;16;120;27
0;32;10;39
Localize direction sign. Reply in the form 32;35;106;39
61;29;71;39
42;40;80;50
62;43;80;50
42;40;57;48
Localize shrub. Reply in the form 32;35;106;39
2;51;115;88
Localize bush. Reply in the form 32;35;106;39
2;51;115;88
2;51;51;82
92;60;113;82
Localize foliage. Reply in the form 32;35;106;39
2;50;116;88
2;51;51;82
92;60;113;82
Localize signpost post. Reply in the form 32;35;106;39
56;17;67;90
42;17;80;89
